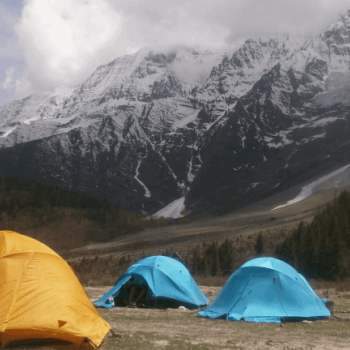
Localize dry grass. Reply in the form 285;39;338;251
335;282;350;292
0;211;89;251
83;286;350;350
5;286;350;350
309;280;350;292
193;275;228;287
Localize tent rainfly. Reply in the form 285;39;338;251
94;256;209;309
0;230;111;348
198;257;330;323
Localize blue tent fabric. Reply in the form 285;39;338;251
198;257;330;323
94;275;132;309
94;256;209;309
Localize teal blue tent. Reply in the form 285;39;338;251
94;256;209;309
198;257;330;323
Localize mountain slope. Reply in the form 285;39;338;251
1;12;350;216
187;63;350;214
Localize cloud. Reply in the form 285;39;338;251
2;66;14;89
111;0;230;49
14;0;123;99
111;0;350;46
219;0;350;44
10;0;350;100
168;46;226;85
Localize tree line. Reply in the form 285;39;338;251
0;174;171;251
275;190;350;279
6;171;349;282
164;190;350;280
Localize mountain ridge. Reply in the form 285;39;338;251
1;11;350;216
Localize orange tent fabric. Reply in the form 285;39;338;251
0;231;111;348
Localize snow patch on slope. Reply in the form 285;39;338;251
134;153;151;198
172;110;200;129
0;126;17;138
272;164;350;210
153;197;185;218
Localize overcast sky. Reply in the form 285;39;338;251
0;0;349;107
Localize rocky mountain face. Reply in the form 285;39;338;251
1;12;350;216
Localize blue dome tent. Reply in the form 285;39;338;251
94;256;209;309
198;257;330;323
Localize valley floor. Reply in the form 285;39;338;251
66;185;348;265
54;185;350;350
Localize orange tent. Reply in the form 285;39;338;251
0;230;111;348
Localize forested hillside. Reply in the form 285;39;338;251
0;175;170;251
275;190;350;279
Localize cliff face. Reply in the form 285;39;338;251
1;12;350;216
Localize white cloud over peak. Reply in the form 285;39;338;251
170;47;226;86
7;0;350;101
14;0;123;99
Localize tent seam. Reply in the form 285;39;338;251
229;274;251;319
273;274;288;318
0;251;59;259
1;251;34;332
240;265;298;280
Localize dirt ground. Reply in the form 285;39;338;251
85;286;350;350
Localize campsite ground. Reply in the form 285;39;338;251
60;186;350;349
6;186;350;349
85;286;350;350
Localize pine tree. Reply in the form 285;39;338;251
255;232;263;256
275;190;350;279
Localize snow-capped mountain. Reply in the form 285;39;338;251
1;11;350;216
